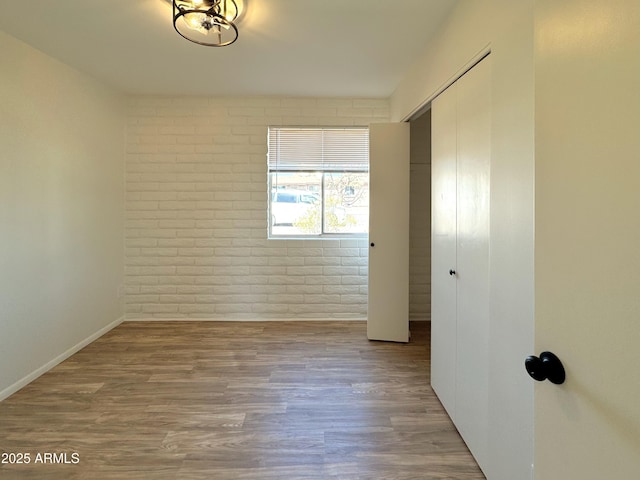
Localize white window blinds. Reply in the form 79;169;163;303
268;127;369;172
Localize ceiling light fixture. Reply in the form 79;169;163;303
172;0;240;47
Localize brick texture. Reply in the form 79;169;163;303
409;111;431;321
125;96;389;319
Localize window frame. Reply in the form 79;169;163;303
267;126;370;240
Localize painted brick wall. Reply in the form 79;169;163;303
409;111;431;321
125;96;389;319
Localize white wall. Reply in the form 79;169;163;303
125;96;389;320
0;31;125;400
391;2;535;479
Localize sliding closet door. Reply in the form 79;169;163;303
430;84;458;417
431;55;491;473
455;56;491;471
368;123;410;343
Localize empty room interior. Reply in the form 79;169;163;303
1;1;639;479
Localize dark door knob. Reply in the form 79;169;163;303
525;351;565;384
449;269;456;276
370;242;375;247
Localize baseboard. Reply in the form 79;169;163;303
125;317;367;322
0;315;125;402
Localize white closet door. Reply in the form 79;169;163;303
430;84;458;417
431;55;491;474
368;123;410;343
455;56;491;472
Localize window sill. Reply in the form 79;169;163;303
268;233;368;241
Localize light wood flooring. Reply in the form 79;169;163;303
0;321;484;479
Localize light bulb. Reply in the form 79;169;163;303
183;12;210;34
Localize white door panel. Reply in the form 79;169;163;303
534;0;640;477
368;123;410;343
430;83;458;418
454;56;491;472
431;56;491;474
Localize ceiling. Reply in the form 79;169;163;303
0;0;458;98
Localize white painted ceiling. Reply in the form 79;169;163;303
0;0;457;97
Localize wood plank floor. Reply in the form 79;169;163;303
0;321;484;479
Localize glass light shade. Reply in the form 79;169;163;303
173;0;239;47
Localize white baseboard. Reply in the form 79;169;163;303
125;317;367;322
0;315;125;402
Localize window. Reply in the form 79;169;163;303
268;127;369;238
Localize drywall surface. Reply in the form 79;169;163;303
0;31;125;399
